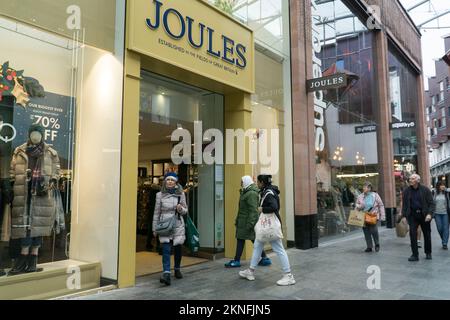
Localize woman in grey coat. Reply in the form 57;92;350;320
153;172;188;286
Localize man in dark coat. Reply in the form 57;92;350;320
400;174;435;261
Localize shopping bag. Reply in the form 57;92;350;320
1;204;11;242
396;216;409;238
347;210;365;227
255;213;283;243
185;215;199;253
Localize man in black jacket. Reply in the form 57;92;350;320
400;174;435;261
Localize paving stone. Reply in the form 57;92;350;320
76;225;450;300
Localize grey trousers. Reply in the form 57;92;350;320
363;224;379;249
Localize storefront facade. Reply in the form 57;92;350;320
0;0;125;298
290;0;429;249
0;0;297;297
120;0;299;288
0;0;430;298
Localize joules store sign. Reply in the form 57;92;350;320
128;0;255;93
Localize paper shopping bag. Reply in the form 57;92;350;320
347;210;365;228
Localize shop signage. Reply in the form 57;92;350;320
390;121;416;130
306;74;347;92
128;0;254;93
13;92;75;169
311;0;327;152
355;125;377;135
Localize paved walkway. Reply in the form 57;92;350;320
77;224;450;300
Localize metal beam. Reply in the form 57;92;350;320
418;9;450;28
407;0;429;12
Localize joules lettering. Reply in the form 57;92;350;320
146;0;247;69
308;75;345;90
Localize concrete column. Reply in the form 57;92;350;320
416;74;431;186
290;0;318;249
373;31;396;227
118;49;140;288
224;92;254;260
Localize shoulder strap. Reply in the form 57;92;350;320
260;189;275;207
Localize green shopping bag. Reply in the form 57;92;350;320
185;215;199;253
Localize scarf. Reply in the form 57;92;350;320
26;142;45;196
167;187;177;195
363;192;375;212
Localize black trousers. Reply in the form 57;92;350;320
235;239;266;261
408;214;432;257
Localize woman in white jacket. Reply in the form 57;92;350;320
153;172;188;286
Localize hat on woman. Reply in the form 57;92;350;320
241;176;254;189
164;172;178;182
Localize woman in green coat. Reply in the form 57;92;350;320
225;176;271;268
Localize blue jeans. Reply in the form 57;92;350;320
162;242;182;273
435;214;449;246
250;239;291;273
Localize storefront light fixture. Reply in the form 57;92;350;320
337;173;379;178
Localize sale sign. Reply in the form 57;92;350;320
13;92;76;170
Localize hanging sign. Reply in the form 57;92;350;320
355;125;377;135
306;73;347;92
390;122;416;130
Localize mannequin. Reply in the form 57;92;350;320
8;124;60;275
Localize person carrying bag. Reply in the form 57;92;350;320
356;182;385;253
152;172;187;286
239;175;296;286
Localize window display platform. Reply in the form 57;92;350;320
0;259;101;300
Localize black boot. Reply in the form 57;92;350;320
8;255;28;276
174;269;183;279
0;269;5;277
159;273;171;286
25;255;43;273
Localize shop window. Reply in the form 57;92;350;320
313;0;378;239
0;0;125;298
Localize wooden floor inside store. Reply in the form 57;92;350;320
135;252;208;277
135;234;208;277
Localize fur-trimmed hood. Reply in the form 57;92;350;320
161;183;184;195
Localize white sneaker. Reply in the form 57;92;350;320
239;269;255;281
277;274;296;286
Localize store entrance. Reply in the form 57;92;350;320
135;71;224;277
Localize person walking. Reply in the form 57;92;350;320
153;172;188;286
400;174;435;261
239;175;295;286
225;176;271;268
356;182;386;252
433;181;449;250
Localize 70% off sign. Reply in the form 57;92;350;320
32;115;61;141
